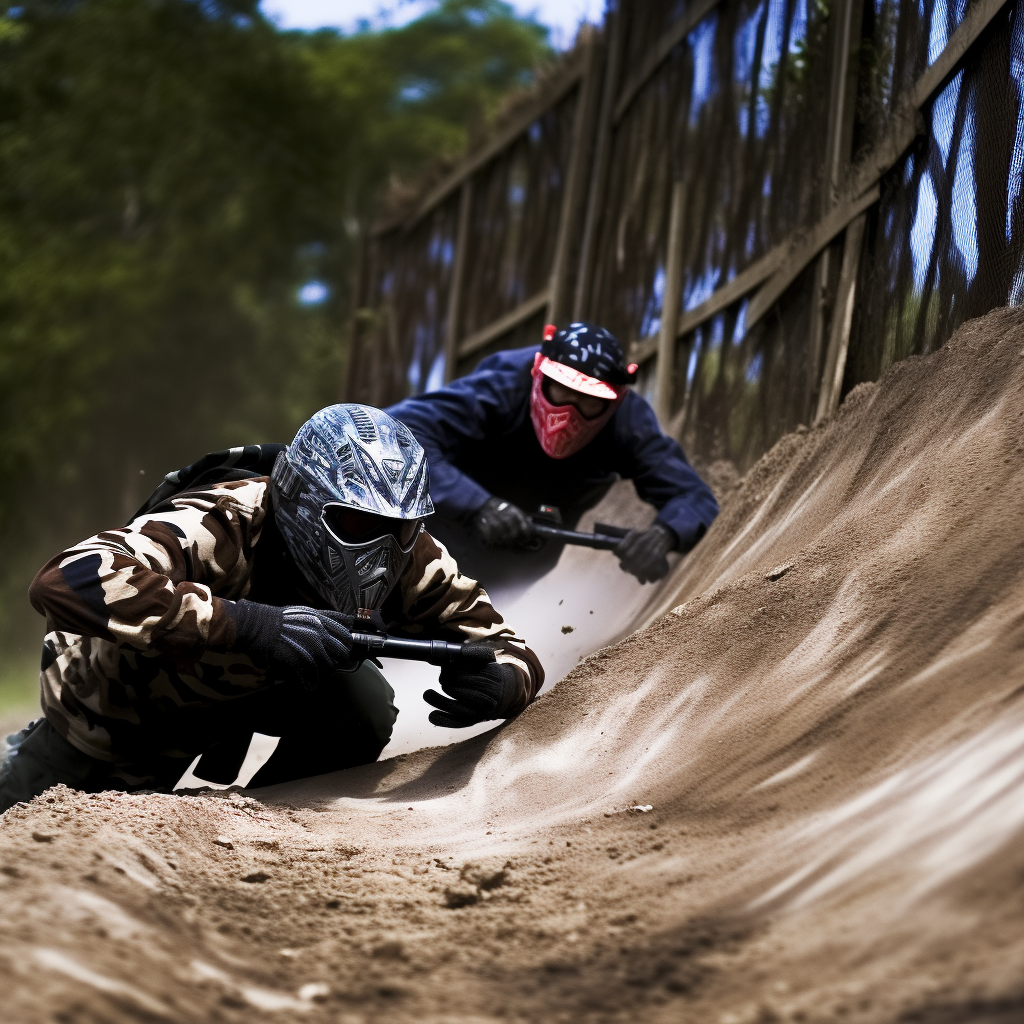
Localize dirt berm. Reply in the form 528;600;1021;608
2;308;1024;1024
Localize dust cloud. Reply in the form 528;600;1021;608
1;307;1023;1023
383;478;658;756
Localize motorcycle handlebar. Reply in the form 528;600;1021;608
349;630;497;667
530;522;626;551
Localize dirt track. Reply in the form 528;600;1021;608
2;308;1024;1023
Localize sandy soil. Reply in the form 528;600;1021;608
2;308;1024;1023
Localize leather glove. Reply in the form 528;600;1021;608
470;496;535;548
230;600;354;690
423;654;523;728
614;523;677;583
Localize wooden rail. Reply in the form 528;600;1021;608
456;289;551;361
371;51;587;238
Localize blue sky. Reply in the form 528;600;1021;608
260;0;607;48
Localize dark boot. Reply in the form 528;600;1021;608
0;719;115;813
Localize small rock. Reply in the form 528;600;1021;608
460;860;508;890
31;832;54;843
765;563;793;581
371;940;405;960
241;871;270;883
561;625;574;634
630;805;653;813
213;836;233;850
443;882;479;908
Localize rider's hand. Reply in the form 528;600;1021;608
229;600;354;689
423;653;524;728
614;523;677;583
471;497;535;548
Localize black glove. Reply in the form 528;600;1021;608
423;655;523;728
614;523;677;583
230;600;353;690
470;497;535;548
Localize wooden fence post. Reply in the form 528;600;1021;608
572;7;623;320
815;212;865;423
806;0;862;416
654;179;686;426
548;27;603;326
443;180;473;383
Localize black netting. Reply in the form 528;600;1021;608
855;0;972;155
847;0;1024;387
349;193;460;407
591;0;834;352
351;0;1024;476
349;87;577;405
459;89;578;337
672;261;818;469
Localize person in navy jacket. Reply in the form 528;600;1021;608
387;322;718;587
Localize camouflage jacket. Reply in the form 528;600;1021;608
29;478;543;779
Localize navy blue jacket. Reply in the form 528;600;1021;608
387;347;719;550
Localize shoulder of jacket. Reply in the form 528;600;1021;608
168;478;269;519
609;391;663;446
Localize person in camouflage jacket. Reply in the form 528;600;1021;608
0;407;543;811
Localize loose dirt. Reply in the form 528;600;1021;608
2;308;1024;1024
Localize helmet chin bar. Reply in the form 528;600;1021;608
321;531;414;613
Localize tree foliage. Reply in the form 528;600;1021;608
0;0;550;638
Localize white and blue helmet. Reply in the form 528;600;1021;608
271;404;434;613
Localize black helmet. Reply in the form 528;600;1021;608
541;322;638;386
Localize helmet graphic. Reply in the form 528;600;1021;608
271;404;434;613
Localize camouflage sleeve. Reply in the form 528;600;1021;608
396;530;544;711
28;479;268;663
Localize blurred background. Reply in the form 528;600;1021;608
0;0;599;724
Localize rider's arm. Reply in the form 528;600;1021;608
28;479;268;661
387;350;533;521
391;530;544;714
613;395;720;551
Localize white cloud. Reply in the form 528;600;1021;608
259;0;606;49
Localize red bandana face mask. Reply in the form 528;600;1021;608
529;352;626;459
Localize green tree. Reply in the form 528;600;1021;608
300;0;549;212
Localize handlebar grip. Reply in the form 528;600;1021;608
456;642;497;664
349;632;497;666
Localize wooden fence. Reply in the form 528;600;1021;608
347;0;1024;472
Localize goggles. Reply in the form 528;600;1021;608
321;504;423;551
541;377;612;420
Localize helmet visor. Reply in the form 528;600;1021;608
321;504;423;551
537;354;623;399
